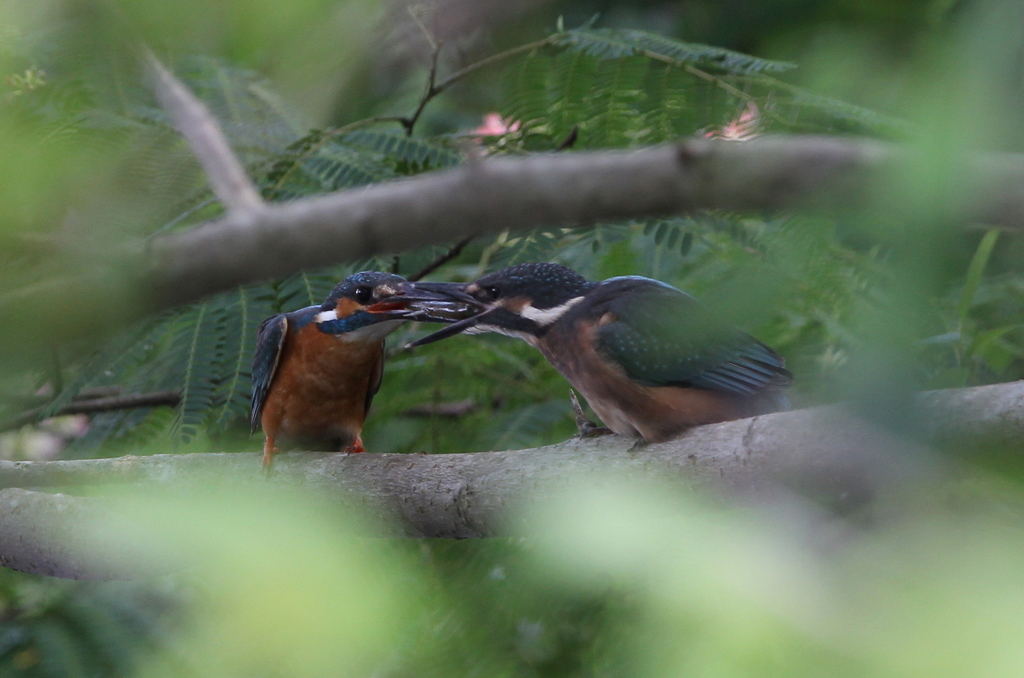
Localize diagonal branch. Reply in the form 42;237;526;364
144;50;264;215
408;236;473;281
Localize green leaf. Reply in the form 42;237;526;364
959;228;1000;324
555;28;796;74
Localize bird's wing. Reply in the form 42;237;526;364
594;279;791;397
364;345;385;418
250;314;289;433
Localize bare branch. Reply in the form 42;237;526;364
408;236;472;281
8;136;1024;341
402;398;477;418
401;39;444;136
1;390;181;433
143;51;263;215
145;134;1009;310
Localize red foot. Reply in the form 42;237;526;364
261;436;279;475
343;438;365;454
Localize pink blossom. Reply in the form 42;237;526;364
704;101;761;141
472;112;521;137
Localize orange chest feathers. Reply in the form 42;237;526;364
264;323;384;435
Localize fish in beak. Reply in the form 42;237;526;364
370;281;483;324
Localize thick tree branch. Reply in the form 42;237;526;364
142;136;1024;310
0;380;1021;581
144;51;264;215
7;134;1024;345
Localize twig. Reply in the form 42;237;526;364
393;36;557;137
569;389;611;438
556;126;579;150
263;38;557;192
1;390;181;433
143;50;263;215
433;38;555;94
408;236;473;281
402;398;477;418
401;40;445;137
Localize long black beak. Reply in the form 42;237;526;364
404;281;480;306
369;282;483;323
405;310;495;348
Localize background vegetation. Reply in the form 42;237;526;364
3;0;1024;675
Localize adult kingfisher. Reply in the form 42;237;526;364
402;263;792;443
251;271;464;471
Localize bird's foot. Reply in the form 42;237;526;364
261;440;279;478
578;422;614;439
569;389;612;439
627;438;649;454
343;440;366;455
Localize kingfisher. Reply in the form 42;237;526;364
250;271;463;471
402;263;792;443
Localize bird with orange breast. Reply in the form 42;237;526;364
401;263;792;443
250;271;462;471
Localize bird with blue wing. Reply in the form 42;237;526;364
251;271;469;471
402;263;792;443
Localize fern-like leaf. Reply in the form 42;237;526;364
555;28;796;74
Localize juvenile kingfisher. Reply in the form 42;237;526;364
403;263;792;443
251;271;462;471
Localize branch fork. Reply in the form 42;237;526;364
144;51;264;217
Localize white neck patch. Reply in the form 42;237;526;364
519;296;584;326
314;309;338;323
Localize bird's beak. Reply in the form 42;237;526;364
406;282;480;306
369;282;483;322
405;310;492;348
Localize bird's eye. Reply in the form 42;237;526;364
354;286;373;304
483;286;500;300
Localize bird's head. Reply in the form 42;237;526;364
405;263;594;347
316;271;477;341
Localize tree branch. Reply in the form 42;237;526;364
400;40;444;136
8;136;1024;346
0;380;1021;580
401;398;477;417
0;390;181;433
143;136;1024;310
408;236;473;281
144;51;264;215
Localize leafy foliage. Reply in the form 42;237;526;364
0;569;182;677
1;20;1005;457
6;5;1024;678
554;27;797;74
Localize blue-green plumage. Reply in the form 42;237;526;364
589;276;789;397
404;263;792;441
250;306;319;434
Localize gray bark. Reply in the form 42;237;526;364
143;136;1024;310
7;137;1024;349
1;381;1021;578
145;52;263;215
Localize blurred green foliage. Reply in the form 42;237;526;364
3;0;1024;675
